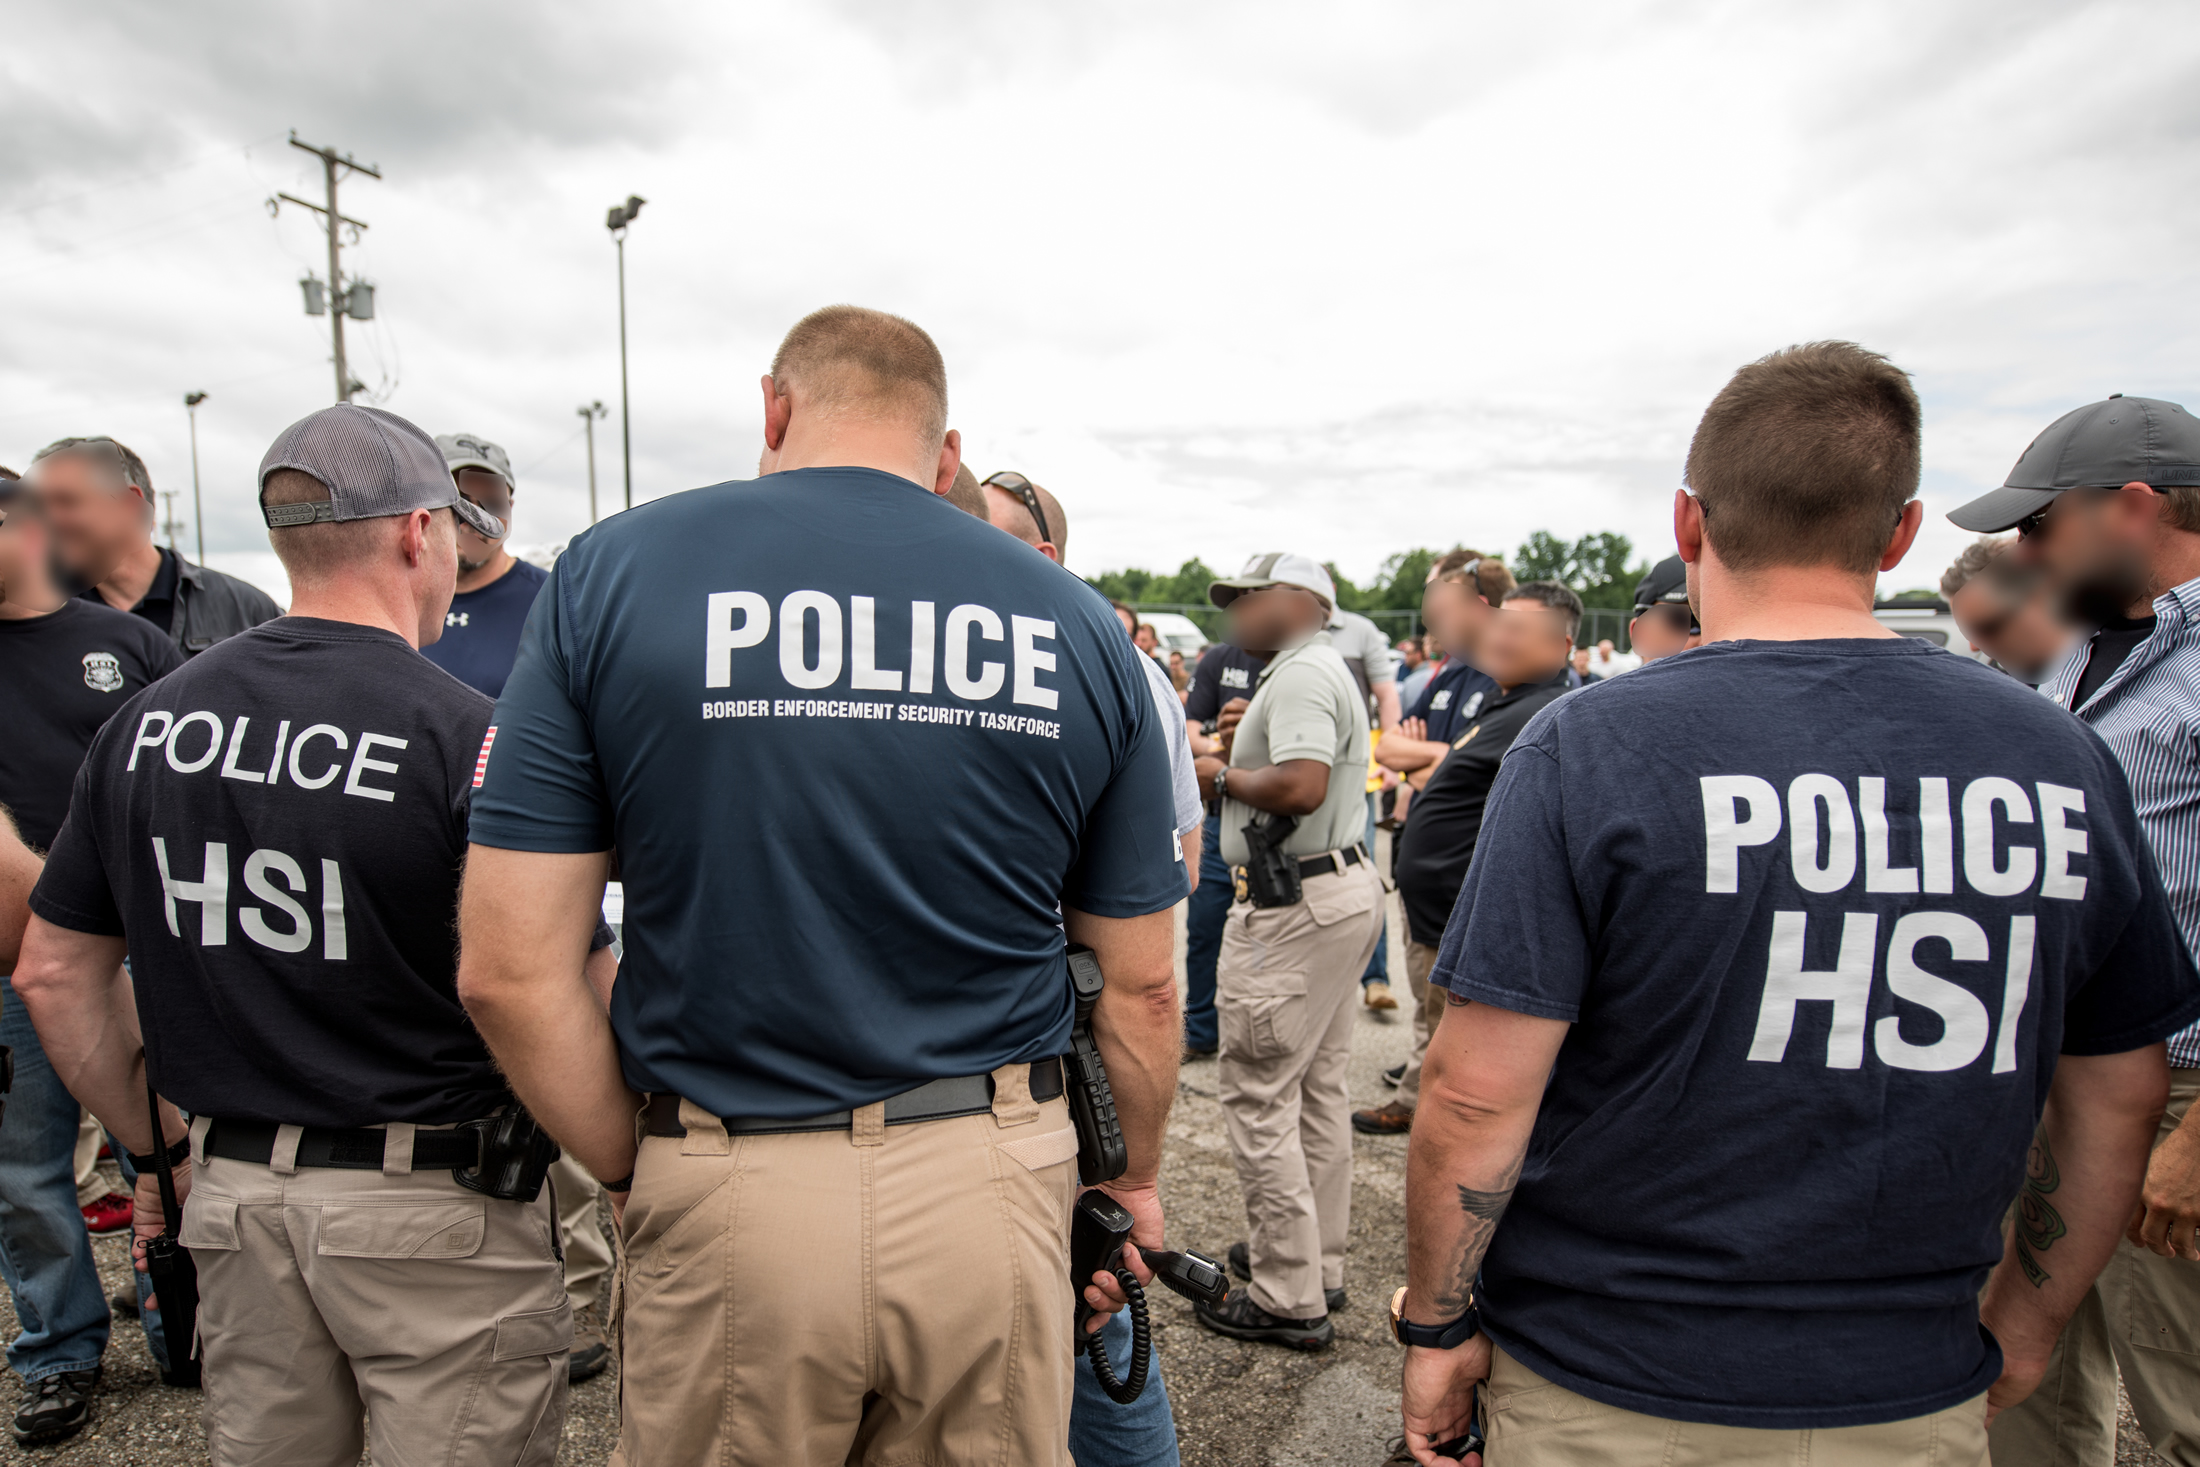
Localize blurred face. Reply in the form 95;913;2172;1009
1420;577;1491;660
1629;603;1695;661
2013;482;2167;623
1115;606;1137;639
415;508;465;645
1396;639;1422;669
1481;600;1574;687
1226;583;1326;654
1133;625;1159;653
1951;577;2074;683
31;450;148;582
0;494;54;607
453;467;513;573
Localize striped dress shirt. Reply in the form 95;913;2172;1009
2042;575;2200;1067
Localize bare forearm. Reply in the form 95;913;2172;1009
458;848;638;1183
13;922;175;1153
1224;759;1330;817
1377;737;1441;773
1069;906;1179;1189
1982;1047;2166;1370
1180;827;1202;893
0;808;41;971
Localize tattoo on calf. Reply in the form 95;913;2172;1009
1431;1155;1522;1319
2014;1129;2067;1289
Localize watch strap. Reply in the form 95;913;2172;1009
1390;1286;1481;1349
128;1134;192;1174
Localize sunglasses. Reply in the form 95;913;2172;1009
453;474;513;538
982;471;1051;548
2015;486;2119;542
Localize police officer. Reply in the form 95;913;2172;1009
13;404;581;1465
1191;552;1384;1350
454;304;1187;1467
1626;553;1699;663
421;429;618;1384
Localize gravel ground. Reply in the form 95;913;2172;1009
0;873;2179;1464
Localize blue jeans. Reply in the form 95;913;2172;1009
1360;794;1389;986
1069;1308;1180;1467
1183;812;1231;1052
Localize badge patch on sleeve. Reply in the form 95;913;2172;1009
473;726;498;788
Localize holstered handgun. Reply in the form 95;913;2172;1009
1239;811;1303;908
1063;945;1127;1184
455;1105;561;1203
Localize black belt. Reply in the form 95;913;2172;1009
647;1058;1064;1139
203;1118;483;1170
1296;844;1367;880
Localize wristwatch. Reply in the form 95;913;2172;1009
1390;1285;1481;1349
128;1134;192;1173
1212;765;1229;802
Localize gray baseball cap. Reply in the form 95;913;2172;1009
1948;395;2200;534
435;431;515;485
258;404;503;537
1209;551;1337;610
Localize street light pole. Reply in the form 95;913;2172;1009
184;391;207;563
578;400;607;525
604;195;645;510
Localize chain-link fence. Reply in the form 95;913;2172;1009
1131;601;1636;653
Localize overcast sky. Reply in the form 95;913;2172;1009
6;0;2197;605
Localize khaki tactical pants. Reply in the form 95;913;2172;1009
1395;938;1447;1112
1218;861;1384;1319
180;1127;571;1467
610;1074;1082;1467
549;1149;614;1313
1990;1068;2200;1467
1483;1345;1989;1466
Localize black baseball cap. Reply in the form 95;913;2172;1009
1948;395;2200;534
1632;554;1688;614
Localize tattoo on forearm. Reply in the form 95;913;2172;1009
2014;1128;2068;1289
1431;1154;1521;1318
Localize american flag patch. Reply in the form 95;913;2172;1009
473;726;498;788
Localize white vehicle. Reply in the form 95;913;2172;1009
1139;611;1210;658
1873;598;1990;665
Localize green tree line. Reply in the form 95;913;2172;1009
1084;530;1653;639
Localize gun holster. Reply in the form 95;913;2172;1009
454;1106;561;1202
1063;945;1128;1185
1240;811;1303;908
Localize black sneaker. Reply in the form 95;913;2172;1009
12;1366;99;1446
1182;1044;1218;1063
1382;1061;1406;1088
111;1289;139;1319
1225;1242;1345;1312
1193;1289;1332;1349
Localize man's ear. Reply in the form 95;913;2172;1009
1877;499;1926;573
934;428;962;498
760;375;792;455
1674;488;1704;565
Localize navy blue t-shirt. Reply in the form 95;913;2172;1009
470;467;1188;1120
1407;659;1498;744
421;558;548;698
1434;638;2200;1430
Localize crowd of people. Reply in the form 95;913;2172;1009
0;311;2196;1467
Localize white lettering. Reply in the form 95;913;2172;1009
218;715;267;784
945;604;1006;701
1875;912;1991;1072
1920;777;1955;894
153;837;228;946
1993;915;2036;1074
126;710;173;771
1963;777;2037;897
1747;910;1877;1067
322;858;347;959
264;719;291;785
704;591;769;688
909;601;936;695
164;711;223;774
1701;775;1781;894
2036;783;2088;900
240;849;312;953
1011;616;1059;710
343;733;407;803
849;596;903;692
778;590;843;690
1788;773;1858;895
288;725;348;789
1860;777;1918;894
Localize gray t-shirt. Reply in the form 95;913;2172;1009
1138;650;1203;838
1219;632;1371;865
1325;609;1397;705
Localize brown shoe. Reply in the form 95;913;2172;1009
1352;1100;1414;1134
1363;980;1399;1010
569;1307;610;1383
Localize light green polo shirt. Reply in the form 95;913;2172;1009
1219;630;1371;866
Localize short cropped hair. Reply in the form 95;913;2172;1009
34;437;156;524
1431;547;1516;605
1504;579;1584;641
1941;536;2010;598
769;305;949;447
944;463;987;519
263;468;395;581
985;474;1068;560
1685;341;1921;576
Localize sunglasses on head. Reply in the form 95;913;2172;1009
982;471;1051;548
